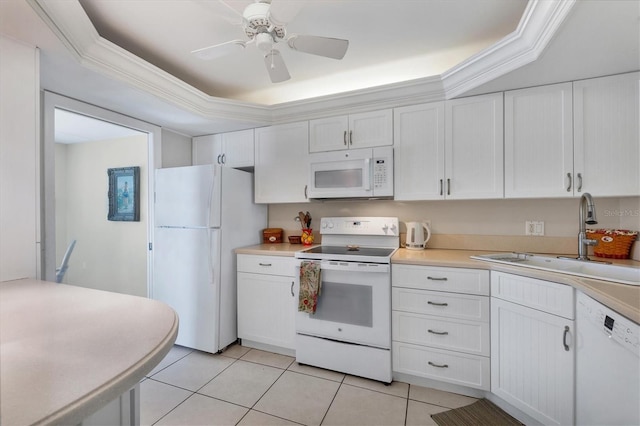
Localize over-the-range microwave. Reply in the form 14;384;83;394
307;146;393;200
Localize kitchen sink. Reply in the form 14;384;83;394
471;252;640;286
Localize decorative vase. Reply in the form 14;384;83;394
301;228;314;245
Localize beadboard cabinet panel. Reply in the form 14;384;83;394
504;83;574;198
393;103;445;200
573;72;640;197
445;93;504;199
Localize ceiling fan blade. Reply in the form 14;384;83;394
191;40;246;60
287;34;349;60
264;49;290;83
268;0;306;26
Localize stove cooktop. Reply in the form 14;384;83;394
295;245;397;263
300;245;396;257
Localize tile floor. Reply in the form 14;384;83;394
141;344;478;426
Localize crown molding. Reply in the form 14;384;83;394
441;0;576;98
28;0;575;127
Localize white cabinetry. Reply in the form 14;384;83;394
237;254;297;355
445;93;504;199
504;83;573;198
491;271;575;426
254;122;309;203
394;94;502;201
573;72;639;196
309;109;392;152
193;129;254;168
393;103;445;200
392;264;491;390
0;36;39;281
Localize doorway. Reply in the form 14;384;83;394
43;92;162;297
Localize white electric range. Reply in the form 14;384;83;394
294;217;399;383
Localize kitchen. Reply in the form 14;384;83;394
1;0;639;425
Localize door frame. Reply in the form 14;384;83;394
42;91;162;296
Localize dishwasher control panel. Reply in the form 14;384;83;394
578;292;639;355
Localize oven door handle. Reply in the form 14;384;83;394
319;260;390;273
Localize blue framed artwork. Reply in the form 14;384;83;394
107;166;140;221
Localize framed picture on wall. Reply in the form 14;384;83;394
107;166;140;221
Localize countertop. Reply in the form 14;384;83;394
0;279;178;426
236;244;640;324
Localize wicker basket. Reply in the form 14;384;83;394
586;229;638;259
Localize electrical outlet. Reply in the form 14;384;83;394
525;221;545;236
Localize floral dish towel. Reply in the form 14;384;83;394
299;261;321;314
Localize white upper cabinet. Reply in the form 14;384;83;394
254;121;310;204
573;72;640;197
393;102;445;200
309;109;393;152
445;93;504;199
192;129;254;168
504;83;573;198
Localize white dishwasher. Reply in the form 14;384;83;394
576;291;640;425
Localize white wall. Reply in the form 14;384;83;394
161;129;191;168
0;35;39;281
268;196;640;258
55;134;148;296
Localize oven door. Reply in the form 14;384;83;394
295;259;391;349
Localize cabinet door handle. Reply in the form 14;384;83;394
349;130;353;145
428;329;449;336
566;172;572;192
304;184;308;199
291;281;294;297
221;153;226;164
577;173;583;192
427;276;448;281
439;179;443;196
447;178;451;196
428;361;449;369
258;263;272;267
343;130;347;146
563;325;570;351
217;154;222;164
427;301;448;307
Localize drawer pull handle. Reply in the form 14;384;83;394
291;281;294;297
427;301;448;307
258;263;272;267
563;325;570;351
427;276;448;281
428;329;449;336
428;361;449;369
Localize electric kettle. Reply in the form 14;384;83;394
405;221;431;250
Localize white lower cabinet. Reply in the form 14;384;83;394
237;255;297;354
491;271;575;426
392;264;490;390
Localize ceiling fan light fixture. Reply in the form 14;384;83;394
255;32;274;52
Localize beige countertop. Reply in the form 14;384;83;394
235;244;640;324
235;243;312;256
0;279;178;426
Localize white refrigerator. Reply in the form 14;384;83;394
153;165;267;353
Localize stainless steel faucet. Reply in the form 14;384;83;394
577;192;598;260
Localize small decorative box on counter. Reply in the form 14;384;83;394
263;228;283;244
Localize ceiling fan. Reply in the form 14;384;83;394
192;0;349;83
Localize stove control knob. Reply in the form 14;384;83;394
390;223;398;234
322;221;328;229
